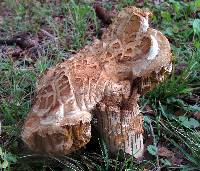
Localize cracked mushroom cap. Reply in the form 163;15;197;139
21;6;172;156
21;65;92;155
102;6;172;89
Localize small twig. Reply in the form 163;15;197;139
94;5;113;25
40;29;58;41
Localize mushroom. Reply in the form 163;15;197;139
21;6;172;158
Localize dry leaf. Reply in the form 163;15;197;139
144;105;155;115
194;112;200;119
157;147;174;157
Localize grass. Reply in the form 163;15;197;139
0;0;200;170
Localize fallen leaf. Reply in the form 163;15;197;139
157;147;174;157
171;155;183;165
170;148;184;165
144;105;155;115
194;112;200;119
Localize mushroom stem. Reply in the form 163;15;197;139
96;93;144;158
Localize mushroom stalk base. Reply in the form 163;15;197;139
96;95;144;158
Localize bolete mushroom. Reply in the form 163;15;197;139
21;6;172;158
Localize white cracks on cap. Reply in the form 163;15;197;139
77;111;92;124
40;103;65;125
40;115;58;125
131;17;159;77
140;16;149;32
147;34;159;60
164;63;173;73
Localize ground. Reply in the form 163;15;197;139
0;0;200;170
